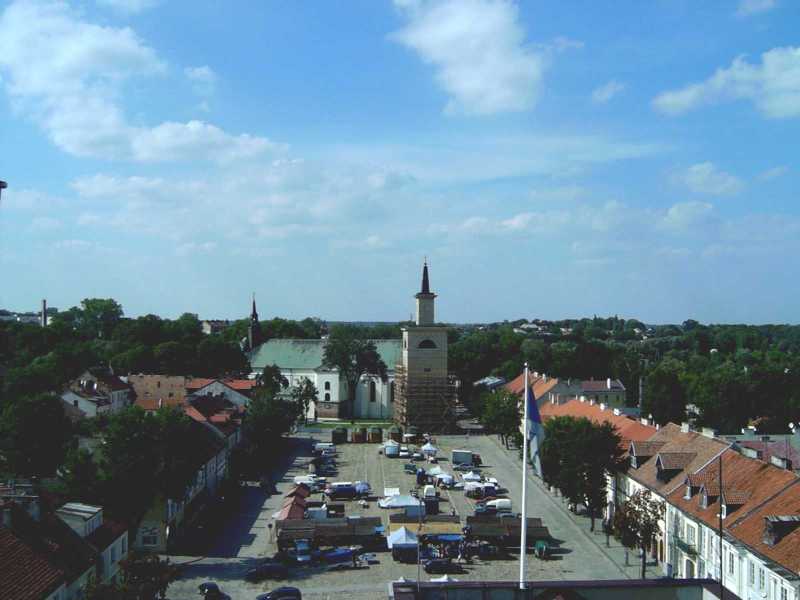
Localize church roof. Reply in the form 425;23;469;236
250;338;402;372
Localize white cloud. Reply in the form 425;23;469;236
661;201;715;231
96;0;158;14
653;47;800;118
758;165;789;180
391;0;546;115
736;0;777;17
0;1;274;162
551;36;584;53
591;80;625;104
675;162;744;196
185;65;217;95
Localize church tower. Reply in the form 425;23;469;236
395;261;457;432
248;294;262;350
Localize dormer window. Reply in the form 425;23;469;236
684;485;692;500
721;504;727;519
700;492;708;509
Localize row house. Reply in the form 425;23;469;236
133;397;242;553
61;370;132;419
0;484;126;600
666;449;800;600
621;423;729;569
130;375;256;411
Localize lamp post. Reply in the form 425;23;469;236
0;180;7;204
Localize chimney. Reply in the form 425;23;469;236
701;427;717;439
579;395;586;403
589;398;595;406
542;374;548;383
641;417;649;426
741;447;762;460
41;299;47;327
613;408;621;416
599;402;606;411
681;422;691;433
607;377;612;390
770;455;792;471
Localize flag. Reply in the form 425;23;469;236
525;374;544;478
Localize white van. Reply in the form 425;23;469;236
486;498;512;513
423;485;437;499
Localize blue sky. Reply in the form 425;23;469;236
1;0;799;324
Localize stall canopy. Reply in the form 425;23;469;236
428;466;445;476
378;495;423;509
421;442;438;456
431;574;459;582
387;526;418;549
462;471;482;482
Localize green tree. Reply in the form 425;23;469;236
61;448;100;503
613;489;664;579
196;336;248;377
322;325;387;422
244;392;296;457
479;390;521;448
85;551;179;600
540;416;625;531
290;379;319;423
643;358;687;425
256;364;289;398
0;393;71;477
153;341;194;375
79;298;124;339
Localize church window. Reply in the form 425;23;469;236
389;382;394;403
418;339;437;349
369;381;376;403
324;381;330;391
324;393;330;402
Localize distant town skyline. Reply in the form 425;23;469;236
1;1;799;324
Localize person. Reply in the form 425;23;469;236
450;507;457;517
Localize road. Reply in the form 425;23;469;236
167;432;633;599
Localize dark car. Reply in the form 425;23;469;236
423;558;456;574
245;562;289;581
256;586;302;600
198;582;224;598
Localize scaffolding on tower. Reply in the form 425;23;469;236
392;365;459;433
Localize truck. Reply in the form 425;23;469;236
451;449;481;466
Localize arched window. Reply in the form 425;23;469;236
418;339;437;349
369;380;376;403
389;382;395;403
324;393;330;402
324;381;330;391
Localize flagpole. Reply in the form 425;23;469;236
519;362;530;590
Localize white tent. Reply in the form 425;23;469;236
378;494;423;509
387;526;418;549
462;471;482;482
436;474;454;486
428;466;445;476
431;574;459;582
421;442;438;456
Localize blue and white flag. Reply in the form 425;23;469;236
525;375;544;478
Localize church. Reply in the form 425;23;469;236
248;262;456;428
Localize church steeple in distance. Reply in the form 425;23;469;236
248;293;262;350
414;260;437;326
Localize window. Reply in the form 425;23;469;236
369;380;376;403
389;382;394;403
728;551;735;575
110;545;117;562
687;525;696;545
142;533;158;546
122;536;127;554
698;527;704;556
749;560;755;585
157;381;160;388
781;587;788;600
759;567;765;590
73;399;78;407
418;339;437;349
324;381;330;391
324;393;330;402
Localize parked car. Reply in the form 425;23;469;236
198;582;224;598
245;562;289;581
256;587;302;600
404;462;418;474
423;558;456;574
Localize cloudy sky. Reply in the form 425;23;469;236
1;0;799;324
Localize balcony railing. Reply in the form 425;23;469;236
675;537;698;557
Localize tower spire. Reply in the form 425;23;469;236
251;292;258;321
421;260;430;295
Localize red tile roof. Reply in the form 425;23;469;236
0;527;64;600
668;449;798;533
656;452;697;471
185;378;257;392
538;398;657;452
582;379;625;392
285;485;311;499
729;480;800;574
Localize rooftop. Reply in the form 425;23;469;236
0;527;65;600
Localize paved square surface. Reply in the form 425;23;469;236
168;433;635;600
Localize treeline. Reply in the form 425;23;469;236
449;318;800;435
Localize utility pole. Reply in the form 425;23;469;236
718;454;724;600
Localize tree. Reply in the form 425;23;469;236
153;341;193;375
256;364;288;399
322;325;387;422
479;390;521;448
85;551;179;600
290;379;319;423
196;336;248;377
540;416;625;531
152;408;210;501
243;392;296;457
643;358;687;425
613;489;665;579
62;448;100;503
0;393;71;477
79;298;124;339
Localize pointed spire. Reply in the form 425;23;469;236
251;292;258;321
421;260;430;295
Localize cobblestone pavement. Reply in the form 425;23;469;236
167;432;660;599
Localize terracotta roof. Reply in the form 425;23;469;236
668;449;798;533
0;527;65;600
627;423;729;495
728;480;800;574
656;452;697;471
185;378;215;390
582;379;625;392
504;372;562;400
687;472;717;487
737;440;800;468
538;398;656;452
276;502;305;520
629;441;666;457
285;485;311;499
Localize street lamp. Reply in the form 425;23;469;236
0;180;7;203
